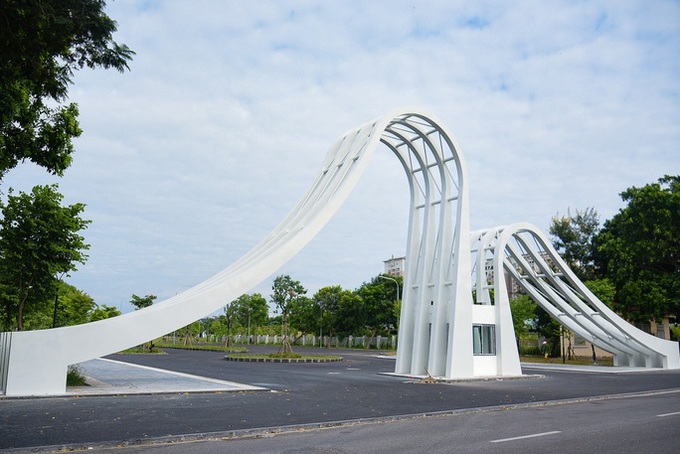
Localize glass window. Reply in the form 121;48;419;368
472;324;496;355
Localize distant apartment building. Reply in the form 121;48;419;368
384;255;405;277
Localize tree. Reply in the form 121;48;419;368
130;294;156;351
88;304;121;322
176;320;202;345
223;301;239;347
0;2;132;333
594;175;680;323
312;286;366;342
51;281;95;328
288;295;317;342
270;275;306;354
209;316;228;341
535;306;562;358
231;293;268;339
549;207;600;281
313;285;344;344
509;294;536;339
0;184;90;330
130;294;156;310
334;290;366;339
356;275;401;349
584;278;616;308
0;0;133;180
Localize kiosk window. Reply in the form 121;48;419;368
473;324;496;355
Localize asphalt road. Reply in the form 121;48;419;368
2;347;679;452
112;392;680;454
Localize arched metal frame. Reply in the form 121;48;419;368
1;108;677;396
483;223;679;369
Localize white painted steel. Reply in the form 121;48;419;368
480;223;680;371
1;108;677;396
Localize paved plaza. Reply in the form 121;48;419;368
1;347;679;452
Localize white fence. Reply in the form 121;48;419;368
162;333;397;350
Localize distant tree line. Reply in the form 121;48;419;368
168;273;402;351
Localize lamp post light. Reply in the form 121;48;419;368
378;275;400;302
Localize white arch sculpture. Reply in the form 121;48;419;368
1;108;677;396
472;224;679;370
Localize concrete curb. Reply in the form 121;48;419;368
10;388;680;454
224;355;343;363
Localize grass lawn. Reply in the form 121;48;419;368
226;352;343;361
520;355;613;366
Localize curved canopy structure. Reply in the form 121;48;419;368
1;108;677;396
473;223;679;370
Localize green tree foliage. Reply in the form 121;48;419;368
335;290;365;338
535;306;562;357
313;285;342;340
584;278;615;308
0;0;133;179
356;275;401;348
51;281;95;328
209;316;228;340
549;207;600;281
179;321;202;345
0;184;90;330
88;304;121;322
0;1;133;331
509;294;536;338
312;285;366;341
130;294;156;310
671;325;680;342
288;295;317;341
594;175;680;322
231;293;268;335
270;275;307;353
130;294;156;351
222;302;238;347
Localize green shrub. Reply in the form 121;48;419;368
120;344;161;354
66;365;87;386
268;352;302;359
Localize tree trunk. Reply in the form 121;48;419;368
278;312;293;354
365;328;377;350
16;299;25;331
182;328;192;345
225;324;232;347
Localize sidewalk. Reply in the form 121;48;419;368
68;358;268;396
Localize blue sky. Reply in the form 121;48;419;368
6;0;679;313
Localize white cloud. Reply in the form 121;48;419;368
5;0;678;312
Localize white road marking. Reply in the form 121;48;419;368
490;431;562;443
656;411;680;417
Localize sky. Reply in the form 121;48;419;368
5;0;680;314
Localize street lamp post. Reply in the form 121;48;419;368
378;275;400;302
319;305;323;348
378;275;400;350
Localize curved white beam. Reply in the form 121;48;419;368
488;223;679;370
1;108;471;395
